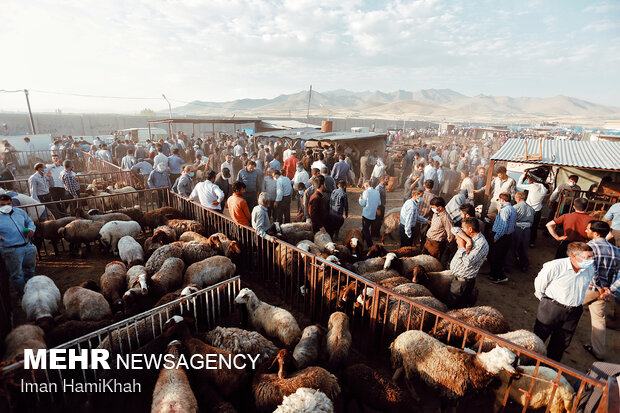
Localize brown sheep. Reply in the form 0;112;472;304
342;364;409;413
145;244;183;275
326;312;352;371
140;207;184;230
411;266;478;306
365;243;388;258
152;225;177;244
150;340;198;413
381;209;401;242
151;257;185;296
178;231;211;243
100;261;127;312
431;306;510;346
2;324;46;362
165;219;205;237
390;246;420;258
343;229;364;258
378;276;412;290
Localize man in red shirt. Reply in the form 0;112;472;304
226;181;252;226
308;175;328;233
283;150;300;179
546;198;594;259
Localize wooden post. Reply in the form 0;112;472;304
524;140;529;160
212;122;215;138
484;160;495;197
148;123;151;142
168;121;172;140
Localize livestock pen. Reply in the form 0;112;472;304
0;170;136;196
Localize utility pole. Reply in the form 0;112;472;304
24;89;36;134
162;94;172;139
306;85;312;120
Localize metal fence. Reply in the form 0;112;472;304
0;276;241;411
168;191;616;413
554;189;619;219
0;171;136;196
80;150;123;173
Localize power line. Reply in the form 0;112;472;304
29;89;163;100
0;89;23;93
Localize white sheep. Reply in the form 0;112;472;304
314;232;338;254
475;329;547;365
63;286;112;321
401;254;443;274
126;265;149;295
99;220;141;254
351;252;397;274
2;324;47;362
293;325;322;369
235;288;301;347
390;330;517;402
184;255;236;288
151;340;198;413
118;235;144;267
297;240;322;255
493;366;575;413
201;326;279;366
274;387;334;413
21;275;61;322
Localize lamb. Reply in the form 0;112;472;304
2;324;47;361
274;388;334;413
493;366;575;413
201;326;279;367
33;216;77;254
381;208;401;242
432;306;510;346
235;288;301;347
21;275;61;323
152;225;177;244
99;220;141;254
325;311;352;371
184;255;236;288
293;325;322;369
178;231;211;243
342;364;408;413
150;257;185;296
145;244;183;275
164;218;205;237
181;241;218;264
343;229;364;258
63;286;112;321
118;235;144;267
252;349;341;413
150;340;198;413
474;329;547;365
297;240;322;256
100;261;127;311
314;231;337;254
58;219;104;256
390;330;517;402
401;254;443;275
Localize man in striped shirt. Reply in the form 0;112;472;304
59;160;80;199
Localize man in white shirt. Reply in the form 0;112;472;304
517;172;548;247
292;161;309;191
533;242;595;361
311;153;327;171
487;166;516;215
153;144;169;169
459;168;475;204
189;170;225;211
221;154;234;185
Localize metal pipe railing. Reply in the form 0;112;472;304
0;171;136;196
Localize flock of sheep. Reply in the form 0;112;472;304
0;203;578;412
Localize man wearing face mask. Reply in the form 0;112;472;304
172;165;194;197
0;162;17;189
548;175;581;217
292;162;309;197
0;194;37;298
534;242;596;362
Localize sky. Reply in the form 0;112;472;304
1;0;619;113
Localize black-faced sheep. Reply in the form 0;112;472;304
432;306;510;346
184;255;236;288
21;275;61;324
150;340;198;413
33;216;77;255
252;349;341;413
2;324;46;362
150;257;185;297
118;235;144;267
274;387;334;413
58;219;104;256
235;288;301;347
343;229;364;259
325;311;351;371
342;363;409;413
63;286;112;321
390;330;517;403
293;325;322;369
145;244;183;275
99;220;141;254
200;326;279;367
474;329;547;365
100;261;127;311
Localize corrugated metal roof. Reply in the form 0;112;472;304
491;138;620;171
254;128;387;142
259;120;320;130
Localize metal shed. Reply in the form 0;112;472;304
253;128;388;154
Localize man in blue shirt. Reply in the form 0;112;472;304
399;189;427;247
273;169;292;224
488;192;517;283
331;154;350;182
168;148;185;186
0;194;37;298
358;180;381;247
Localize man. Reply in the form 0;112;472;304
292;162;309;193
402;164;423;202
459;168;475;204
372;174;388;238
147;162;171;189
358;180;381;247
308;175;329;234
0;162;16;189
302;149;313;172
330;180;348;239
311;152;327;172
189;170;225;211
533;242;595;362
273;169;292;224
423;161;437;192
400;189;427;247
59;160;80;200
214;168;231;204
549;175;581;217
227;181;252;227
370;158;386;187
236;161;262;213
583;220;619;361
517;172;548;247
417;179;437;245
171;165;193;197
424;197;454;264
605;202;620;245
321;167;336;197
486;166;517;215
97;144;113;163
46;154;67;203
261;168;277;219
0;194;37;298
114;139;127;164
331;154;350;183
510;191;535;272
252;192;276;239
447;217;489;308
28;163;54;204
358;150;372;187
283;150;300;179
268;156;281;172
153;144;168;169
121;149;137;171
488;193;516;283
168;148;184;185
546;198;594;259
24;136;35;152
439;162;460;201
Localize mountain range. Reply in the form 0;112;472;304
169;89;620;125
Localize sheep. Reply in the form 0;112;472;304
378;276;412;290
145;244;183;275
432;306;510;346
184;255;236;288
75;208;132;224
297;240;323;256
314;231;337;254
390;330;517;403
365;243;388;258
235;288;301;347
164;218;205;237
401;254;443;275
381;208;401;242
46;318;117;347
63;286;112;321
385;296;448;332
143;236;164;259
410;266;479;307
252;349;341;413
153;284;200;308
2;324;46;361
99;220;141;254
152;225;177;244
493;366;575;413
140;207;184;230
280;230;314;245
33;216;77;255
151;257;185;296
474;330;547;365
150;340;198;413
343;229;364;258
181;241;218;264
201;326;279;367
280;222;312;234
118;235;144;267
100;261;127;311
108;207;143;222
126;265;149;293
21;275;61;324
392;282;434;298
274;388;334;413
58;219;104;256
342;364;408;413
178;231;211;243
326;311;352;371
352;252;400;274
293;325;322;369
390;246;421;258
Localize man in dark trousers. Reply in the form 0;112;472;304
308;175;329;234
488;192;516;283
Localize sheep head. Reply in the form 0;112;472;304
410;265;428;284
325;255;340;265
234;288;255;305
477;347;517;375
325;242;338;253
337;283;357;309
270;349;297;379
350;237;358;248
226;241;242;260
383;252;397;270
366;244;387;258
166;340;183;358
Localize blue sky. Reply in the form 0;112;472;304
1;0;618;112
